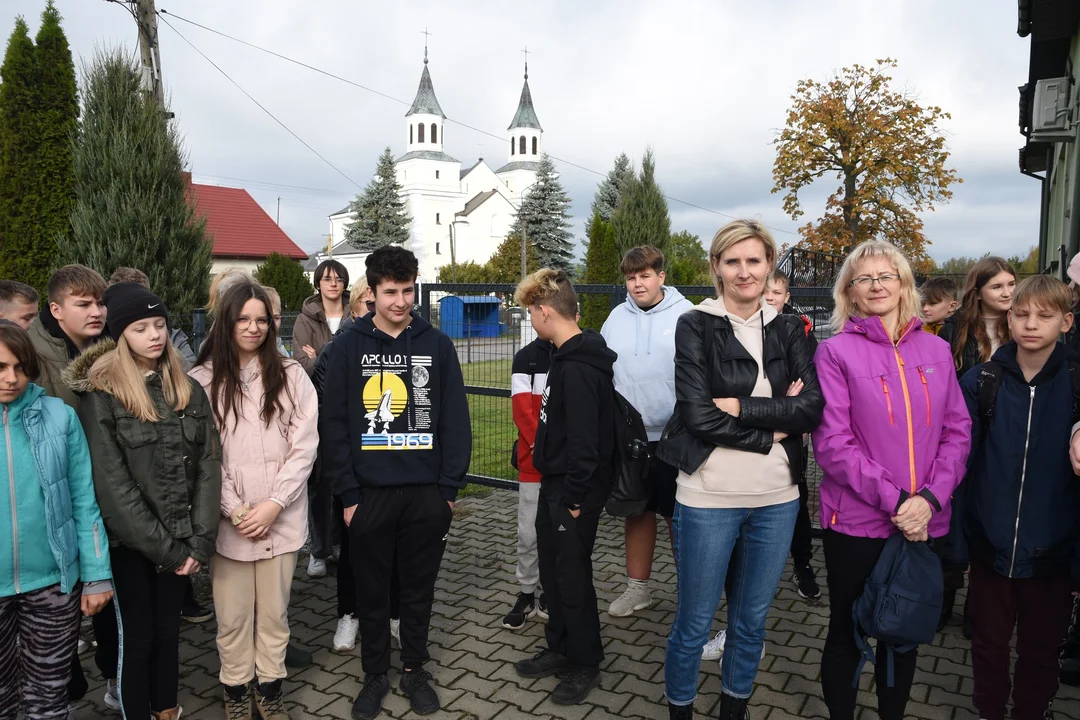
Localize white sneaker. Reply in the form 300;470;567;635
307;555;327;578
700;629;766;662
103;679;121;711
608;583;653;617
333;614;359;652
390;618;400;645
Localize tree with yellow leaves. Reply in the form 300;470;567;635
771;59;960;272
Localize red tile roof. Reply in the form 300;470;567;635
186;176;308;260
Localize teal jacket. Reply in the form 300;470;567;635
0;384;112;597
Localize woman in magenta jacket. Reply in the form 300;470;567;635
812;240;971;720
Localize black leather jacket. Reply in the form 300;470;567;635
938;318;983;378
656;309;824;477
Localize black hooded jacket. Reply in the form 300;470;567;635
320;311;471;506
532;330;618;507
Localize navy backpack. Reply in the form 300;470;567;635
851;533;943;687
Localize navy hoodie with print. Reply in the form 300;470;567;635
321;311;471;506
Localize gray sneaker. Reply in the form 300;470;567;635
608;583;653;617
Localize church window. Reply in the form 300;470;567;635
510;138;515;156
431;123;437;143
410;124;413;144
435;170;440;180
519;135;526;155
418;124;425;143
436;242;441;255
532;137;538;155
436;213;441;224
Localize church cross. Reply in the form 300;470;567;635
422;27;432;62
522;45;529;76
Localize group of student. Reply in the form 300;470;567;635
0;221;1077;720
502;222;1079;720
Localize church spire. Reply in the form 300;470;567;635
406;36;445;119
508;56;542;131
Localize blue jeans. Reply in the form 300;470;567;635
665;499;798;704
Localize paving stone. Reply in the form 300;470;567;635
71;489;1078;719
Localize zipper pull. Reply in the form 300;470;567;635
831;510;837;525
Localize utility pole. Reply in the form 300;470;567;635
520;212;527;282
134;0;166;112
276;197;281;225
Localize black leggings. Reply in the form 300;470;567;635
821;530;918;720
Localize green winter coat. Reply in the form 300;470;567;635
28;316;81;410
64;340;223;571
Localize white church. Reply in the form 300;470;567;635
319;50;545;284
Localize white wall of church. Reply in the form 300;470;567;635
459;162;513;202
498;167;538;201
403;191;467;283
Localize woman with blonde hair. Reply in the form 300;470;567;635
190;283;317;719
813;240;970;720
657;219;824;720
207;268;254;319
68;283;221;720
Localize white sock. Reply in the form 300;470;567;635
628;577;649;591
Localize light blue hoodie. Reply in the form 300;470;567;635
601;286;693;440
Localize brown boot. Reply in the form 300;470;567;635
255;679;291;720
224;684;254;720
151;708;183;720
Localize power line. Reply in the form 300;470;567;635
193;172;350;197
157;13;361;190
157;8;795;235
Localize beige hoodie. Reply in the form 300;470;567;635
676;297;799;510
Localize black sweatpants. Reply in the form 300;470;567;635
111;545;188;716
790;475;814;567
349;485;452;675
335;496;401;620
821;530;918;720
536;478;605;668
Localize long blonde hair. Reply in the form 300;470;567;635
831;240;921;336
207;268;254;317
708;219;777;298
89;335;192;422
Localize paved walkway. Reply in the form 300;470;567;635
75;489;1080;719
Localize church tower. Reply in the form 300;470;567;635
496;60;542;199
395;44;461;284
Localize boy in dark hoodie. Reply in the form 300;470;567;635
960;275;1080;720
511;269;616;706
321;247;471;719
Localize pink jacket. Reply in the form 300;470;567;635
812;316;971;539
189;358;318;562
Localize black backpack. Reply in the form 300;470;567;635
852;534;944;688
604;389;653;518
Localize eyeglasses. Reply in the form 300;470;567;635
850;274;900;289
237;317;270;330
321;276;344;286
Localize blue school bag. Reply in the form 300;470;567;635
851;533;943;687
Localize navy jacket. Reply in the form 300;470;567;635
960;342;1080;582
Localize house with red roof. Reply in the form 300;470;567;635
183;173;308;276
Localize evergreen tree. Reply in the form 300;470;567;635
517;154;574;271
33;1;77;282
667;230;710;286
0;17;43;291
590;152;632;223
436;260;489;283
612;149;671;257
254;252;313;311
580;212;620;330
64;48;211;317
484;231;538;284
346;146;410;251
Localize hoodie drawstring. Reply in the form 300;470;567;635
760;310;766;379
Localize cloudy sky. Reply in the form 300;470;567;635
9;0;1038;263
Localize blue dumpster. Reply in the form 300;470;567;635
439;296;502;338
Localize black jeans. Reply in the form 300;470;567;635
335;496;401;619
111;545;188;715
790;475;814;567
536;478;605;668
821;530;918;720
349;485;452;675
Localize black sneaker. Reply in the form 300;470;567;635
536;593;549;620
351;673;390;720
400;669;440;716
514;648;568;678
502;592;537;630
792;565;821;600
181;599;214;624
669;702;694;720
284;643;312;669
551;665;600;705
